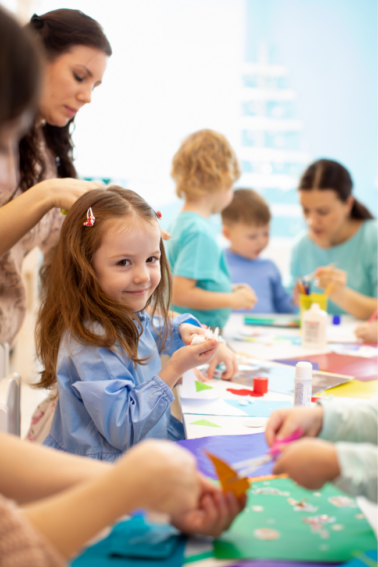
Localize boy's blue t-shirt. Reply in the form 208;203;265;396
167;212;232;328
224;249;297;314
290;220;378;315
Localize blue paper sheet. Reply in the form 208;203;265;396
225;399;293;417
177;433;274;479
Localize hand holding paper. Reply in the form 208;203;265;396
158;340;219;388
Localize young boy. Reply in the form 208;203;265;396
221;189;296;314
167;130;256;329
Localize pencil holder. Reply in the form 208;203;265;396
299;293;328;325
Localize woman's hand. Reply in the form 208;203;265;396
120;440;200;516
231;284;257;310
171;474;246;536
355;321;378;344
158;340;219;387
273;438;340;490
34;178;104;211
314;265;347;297
265;406;324;447
205;343;238;381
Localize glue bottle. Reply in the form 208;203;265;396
294;362;313;407
302;303;327;350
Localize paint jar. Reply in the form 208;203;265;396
302;303;327;350
253;376;268;395
294;362;312;407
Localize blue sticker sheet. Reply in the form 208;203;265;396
225;399;293;417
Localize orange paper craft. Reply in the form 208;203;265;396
205;451;250;498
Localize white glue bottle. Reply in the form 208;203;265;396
302;303;327;350
294;362;313;407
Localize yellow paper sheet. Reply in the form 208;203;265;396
320;379;378;399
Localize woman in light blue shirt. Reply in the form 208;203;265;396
290;159;377;318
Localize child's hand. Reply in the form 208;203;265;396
178;323;208;345
206;343;238;380
120;440;200;516
355;321;378;344
171;474;246;536
265;406;324;447
231;284;257;310
315;265;347;297
273;438;341;490
159;340;219;387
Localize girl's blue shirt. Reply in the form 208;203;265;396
43;312;199;461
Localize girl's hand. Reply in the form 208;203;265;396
161;230;171;241
206;343;238;381
120;440;200;516
315;266;347;297
158;340;219;387
178;323;208;345
231;284;257;310
273;438;341;490
171;474;246;536
265;406;324;447
34;178;104;211
355;321;378;344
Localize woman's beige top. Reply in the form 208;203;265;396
0;135;63;346
0;494;65;567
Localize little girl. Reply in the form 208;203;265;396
37;187;226;460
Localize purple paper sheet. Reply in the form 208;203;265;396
177;433;273;479
274;359;320;371
228;562;339;567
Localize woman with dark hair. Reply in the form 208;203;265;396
290;159;377;319
0;8;112;348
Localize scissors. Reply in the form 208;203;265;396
232;429;303;478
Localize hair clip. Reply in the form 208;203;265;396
30;14;44;29
156;211;162;219
83;207;95;227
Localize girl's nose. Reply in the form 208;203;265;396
133;264;150;283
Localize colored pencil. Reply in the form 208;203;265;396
368;308;378;324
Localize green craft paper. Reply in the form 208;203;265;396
190;419;220;427
214;478;376;563
195;381;213;392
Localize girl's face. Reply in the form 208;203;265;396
300;189;354;247
92;215;162;313
39;45;108;127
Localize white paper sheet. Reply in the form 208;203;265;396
180;369;220;400
181;397;248;416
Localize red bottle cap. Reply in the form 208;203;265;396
253;376;268;395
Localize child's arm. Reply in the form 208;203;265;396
315;266;377;319
355;321;378;343
271;264;298;314
0;432;109;504
172;276;256;310
21;441;201;559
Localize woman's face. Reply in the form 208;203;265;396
0;113;31;192
300;189;354;247
39;45;108;127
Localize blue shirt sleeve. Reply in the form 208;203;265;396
69;346;174;451
150;312;201;355
271;263;298;313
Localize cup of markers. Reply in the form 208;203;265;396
297;277;328;324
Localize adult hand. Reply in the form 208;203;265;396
161;230;171;241
206;342;238;380
171;474;246;536
231;284;257;310
265;406;324;447
273;438;341;490
314;265;347;297
34;178;104;211
121;440;200;516
355;321;378;344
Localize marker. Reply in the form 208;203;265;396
368;308;378;324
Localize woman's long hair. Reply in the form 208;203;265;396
19;9;112;192
299;159;374;220
36;187;172;389
0;7;41;127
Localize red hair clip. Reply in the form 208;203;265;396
83;207;95;227
156;211;162;219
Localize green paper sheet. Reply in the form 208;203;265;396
214;478;376;563
190;419;220;427
195;380;213;392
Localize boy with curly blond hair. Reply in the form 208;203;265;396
167;129;256;329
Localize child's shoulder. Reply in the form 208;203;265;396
170;212;212;236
